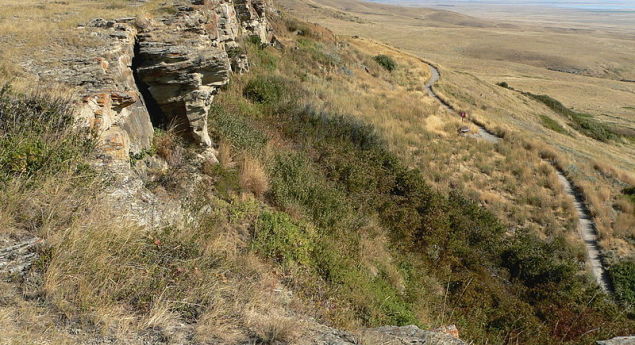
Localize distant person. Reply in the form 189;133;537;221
460;111;467;122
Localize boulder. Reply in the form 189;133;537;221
306;324;467;345
598;336;635;345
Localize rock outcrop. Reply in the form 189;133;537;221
66;18;155;163
306;324;467;345
0;237;39;276
30;0;271;165
598;336;635;345
135;0;271;156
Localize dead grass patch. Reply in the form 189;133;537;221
240;155;269;198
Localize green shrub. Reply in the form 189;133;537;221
269;152;351;229
285;18;312;36
501;232;576;288
253;211;315;267
609;261;635;306
208;103;267;151
243;75;289;105
373;54;397;72
539;114;567;134
247;35;262;46
497;81;510;88
251;46;278;71
526;92;617;142
288;106;384;151
297;38;341;67
624;186;635;205
226;45;245;59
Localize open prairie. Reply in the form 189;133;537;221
2;0;635;343
278;0;635;130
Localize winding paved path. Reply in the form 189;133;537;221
423;63;612;293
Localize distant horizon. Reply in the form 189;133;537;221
366;0;635;11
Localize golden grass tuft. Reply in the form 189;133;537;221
217;141;236;170
239;155;269;198
154;129;184;167
245;310;302;345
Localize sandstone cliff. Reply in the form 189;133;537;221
58;0;271;165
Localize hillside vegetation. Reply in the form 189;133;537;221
0;3;634;345
279;0;635;268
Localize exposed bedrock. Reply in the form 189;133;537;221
57;0;272;165
135;0;271;154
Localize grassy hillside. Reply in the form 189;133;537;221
277;0;635;263
202;17;633;344
1;4;634;345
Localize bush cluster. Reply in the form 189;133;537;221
207;32;633;343
609;260;635;306
374;54;397;72
526;92;618;142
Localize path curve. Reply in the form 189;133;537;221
424;64;612;293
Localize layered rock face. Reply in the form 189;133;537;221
135;0;271;155
20;0;272;228
61;0;271;164
72;18;155;163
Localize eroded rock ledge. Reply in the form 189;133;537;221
64;0;271;165
16;0;272;229
134;0;270;152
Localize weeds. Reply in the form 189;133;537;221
539;114;567;134
609;260;635;307
243;75;289;105
239;155;269;198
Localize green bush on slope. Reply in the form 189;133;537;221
525;92;618;142
205;28;635;343
0;84;94;182
19;16;628;344
374;54;397;72
609;260;635;306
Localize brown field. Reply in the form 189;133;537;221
0;0;164;89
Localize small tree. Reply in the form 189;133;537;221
374;54;397;72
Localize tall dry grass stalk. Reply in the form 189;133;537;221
217;141;236;169
239;155;269;198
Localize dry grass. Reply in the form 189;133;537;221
0;0;164;81
282;35;579;240
245;310;303;344
240;155;270;198
154;128;184;167
217;141;237;170
1;172;301;342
